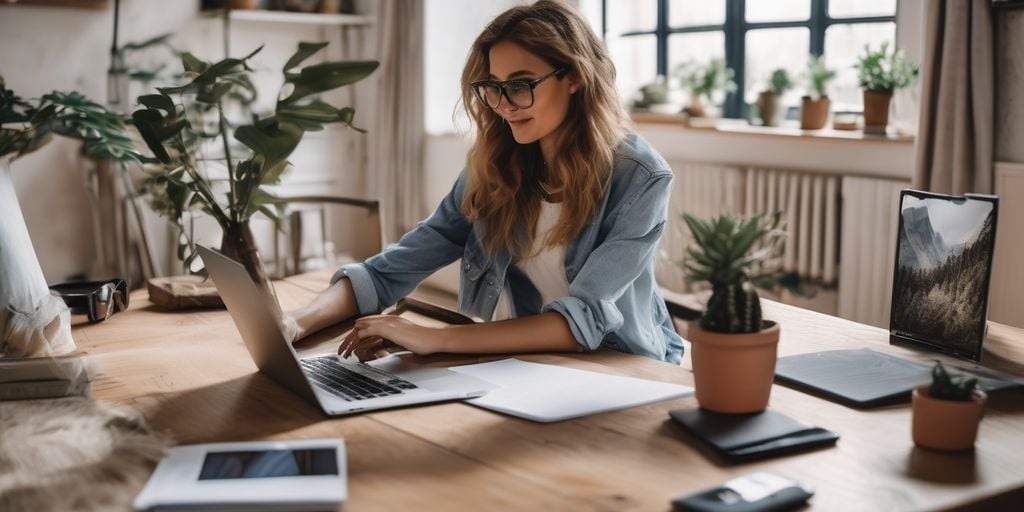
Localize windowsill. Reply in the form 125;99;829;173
631;111;915;145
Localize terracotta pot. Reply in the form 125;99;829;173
862;89;893;134
688;321;780;413
800;96;830;130
912;386;986;451
756;91;780;127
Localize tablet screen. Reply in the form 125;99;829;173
198;449;338;480
890;190;998;361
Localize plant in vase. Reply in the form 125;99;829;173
755;68;793;127
679;211;793;413
675;59;735;119
800;55;835;130
0;76;140;356
855;42;918;134
912;361;986;451
131;42;377;306
631;76;674;114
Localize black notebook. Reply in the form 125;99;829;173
669;408;838;463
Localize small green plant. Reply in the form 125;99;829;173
766;68;793;95
632;76;670;109
805;55;836;98
855;42;918;92
681;212;792;334
928;361;978;402
675;59;737;104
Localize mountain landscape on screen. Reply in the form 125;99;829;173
891;198;995;355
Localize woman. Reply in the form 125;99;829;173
287;0;684;364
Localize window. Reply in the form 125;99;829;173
600;0;896;118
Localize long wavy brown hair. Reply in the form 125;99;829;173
460;0;630;258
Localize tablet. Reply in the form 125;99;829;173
133;439;346;511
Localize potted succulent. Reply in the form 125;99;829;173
680;212;789;413
131;42;377;305
800;55;835;130
755;68;793;127
675;59;736;118
855;42;918;134
912;361;986;451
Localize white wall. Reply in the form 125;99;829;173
1;0;376;281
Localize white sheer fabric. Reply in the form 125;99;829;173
0;159;74;357
372;0;426;242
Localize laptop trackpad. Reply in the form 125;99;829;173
367;357;496;392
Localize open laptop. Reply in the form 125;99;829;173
775;190;1024;407
197;245;494;416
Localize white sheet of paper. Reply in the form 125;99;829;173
448;359;693;422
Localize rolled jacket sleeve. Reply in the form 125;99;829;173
330;171;472;314
543;172;671;351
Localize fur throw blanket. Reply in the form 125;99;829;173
0;398;169;511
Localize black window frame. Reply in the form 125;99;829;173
602;0;897;118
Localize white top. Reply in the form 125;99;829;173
492;200;571;321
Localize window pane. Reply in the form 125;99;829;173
829;0;896;18
824;22;896;112
606;34;658;105
745;28;809;112
668;31;726;104
668;0;724;27
606;0;657;35
746;0;810;23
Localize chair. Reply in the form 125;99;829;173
271;195;383;278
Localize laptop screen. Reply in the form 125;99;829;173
889;190;998;362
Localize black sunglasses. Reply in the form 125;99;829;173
471;67;569;110
49;279;129;323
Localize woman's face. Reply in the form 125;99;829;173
486;41;576;150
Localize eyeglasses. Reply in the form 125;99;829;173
471;67;568;110
49;279;129;323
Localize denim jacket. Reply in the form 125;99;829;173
331;133;684;364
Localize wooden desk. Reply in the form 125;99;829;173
70;272;1024;511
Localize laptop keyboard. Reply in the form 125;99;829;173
299;356;418;401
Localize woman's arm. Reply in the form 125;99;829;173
284;278;359;342
337;311;581;361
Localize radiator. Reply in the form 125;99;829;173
661;163;840;289
837;176;907;328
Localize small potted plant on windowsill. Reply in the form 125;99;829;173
755;68;792;127
631;76;677;115
912;361;987;451
855;42;918;134
800;55;835;130
675;59;735;119
678;212;793;414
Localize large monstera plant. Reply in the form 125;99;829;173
131;42;377;302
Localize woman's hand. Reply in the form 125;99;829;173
282;314;302;344
337;315;448;361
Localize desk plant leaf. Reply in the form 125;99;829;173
682;211;795;333
132;42;377;299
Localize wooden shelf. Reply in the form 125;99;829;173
213;9;372;26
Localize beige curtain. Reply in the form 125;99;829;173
914;0;994;195
372;0;426;243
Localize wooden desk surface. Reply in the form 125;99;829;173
70;271;1024;512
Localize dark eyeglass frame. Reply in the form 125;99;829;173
49;279;129;323
471;67;569;110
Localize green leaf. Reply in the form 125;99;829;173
233;120;303;184
279;60;378;105
131;108;187;164
181;52;207;74
283;41;329;72
138;94;176;113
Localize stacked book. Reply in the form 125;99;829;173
0;355;96;400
